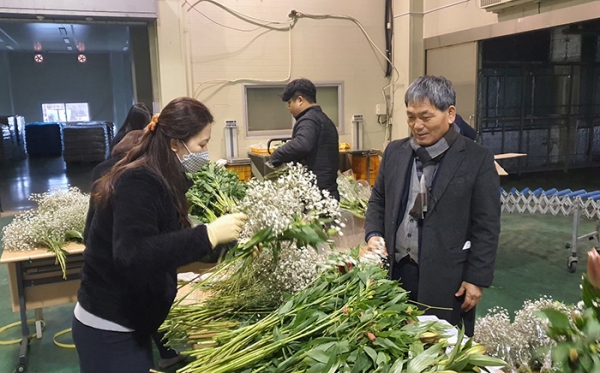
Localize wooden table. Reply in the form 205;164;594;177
0;242;85;373
494;153;527;176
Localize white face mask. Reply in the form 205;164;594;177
180;142;209;174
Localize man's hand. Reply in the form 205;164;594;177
367;236;387;257
455;281;483;312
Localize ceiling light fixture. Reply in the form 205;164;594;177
85;17;93;21
67;46;73;51
78;54;87;63
59;27;67;35
6;45;13;50
34;54;43;63
63;38;70;44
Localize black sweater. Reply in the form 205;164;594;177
78;167;213;336
269;105;340;200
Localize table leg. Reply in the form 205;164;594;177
15;261;29;372
35;309;43;339
366;152;371;186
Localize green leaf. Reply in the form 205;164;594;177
273;326;283;341
389;359;405;373
306;363;327;373
376;351;390;366
306;349;330;364
467;354;508;367
364;346;378;363
374;337;402;353
65;230;83;241
538;309;572;332
278;299;294;315
407;343;442;373
582;274;600;309
580;354;593;372
584;318;600;340
351;350;372;373
552;342;571;365
590;354;600;373
347;349;359;363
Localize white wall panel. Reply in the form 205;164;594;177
156;0;392;157
0;0;156;19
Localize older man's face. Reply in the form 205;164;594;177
407;99;456;146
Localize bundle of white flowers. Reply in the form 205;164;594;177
474;297;572;372
236;163;341;241
250;242;326;305
2;187;88;252
206;164;346;307
2;187;89;278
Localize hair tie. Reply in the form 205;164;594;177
147;114;160;132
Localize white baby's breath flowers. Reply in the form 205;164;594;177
2;187;89;251
474;296;572;372
236;163;341;241
251;242;326;304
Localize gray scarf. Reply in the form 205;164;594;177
409;123;460;219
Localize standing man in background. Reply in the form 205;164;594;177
454;114;476;141
364;75;500;336
269;78;340;200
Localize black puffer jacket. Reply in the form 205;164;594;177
269;105;340;200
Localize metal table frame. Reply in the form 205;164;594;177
0;244;84;373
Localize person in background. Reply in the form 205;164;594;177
92;130;144;181
87;129;188;370
364;76;500;336
454;114;476;141
110;103;152;150
268;78;340;200
73;97;247;373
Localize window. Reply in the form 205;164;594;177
244;83;343;137
41;103;90;123
42;103;67;122
66;103;90;122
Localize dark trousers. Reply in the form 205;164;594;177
391;255;476;336
72;317;153;373
391;255;420;302
152;331;178;359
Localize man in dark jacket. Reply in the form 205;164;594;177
365;76;500;336
269;78;340;200
455;114;476;141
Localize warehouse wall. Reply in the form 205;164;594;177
426;42;478;125
423;0;597;39
155;0;392;157
9;52;116;124
422;0;600;138
0;0;156;19
0;52;13;115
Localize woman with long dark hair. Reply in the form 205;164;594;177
73;97;247;372
110;103;152;149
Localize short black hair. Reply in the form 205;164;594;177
281;78;317;103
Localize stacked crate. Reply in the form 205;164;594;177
225;158;252;182
63;123;109;163
25;122;64;157
351;153;380;186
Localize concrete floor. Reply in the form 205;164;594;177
0;157;94;216
0;157;599;372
